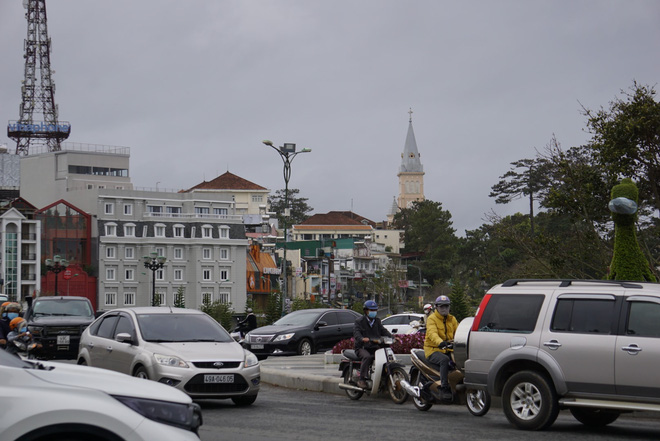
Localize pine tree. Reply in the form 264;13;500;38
449;284;471;322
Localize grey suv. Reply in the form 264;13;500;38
454;279;660;431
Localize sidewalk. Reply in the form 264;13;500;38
259;352;411;396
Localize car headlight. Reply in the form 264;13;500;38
28;326;43;336
154;353;189;368
273;333;295;342
112;395;202;433
244;349;259;368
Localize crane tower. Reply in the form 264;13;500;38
7;0;70;156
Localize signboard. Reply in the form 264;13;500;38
398;280;409;288
63;270;73;280
263;267;281;275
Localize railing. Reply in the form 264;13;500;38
144;213;242;221
21;273;36;281
26;142;130;156
21;233;37;240
21;253;37;260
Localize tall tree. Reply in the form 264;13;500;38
490;157;550;235
393;200;458;284
584;82;660;210
268;188;313;227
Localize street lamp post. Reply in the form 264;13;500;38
143;252;167;306
45;255;69;296
408;264;423;301
262;140;311;312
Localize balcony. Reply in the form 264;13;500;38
21;233;37;241
144;212;242;221
21;273;36;281
21;253;37;261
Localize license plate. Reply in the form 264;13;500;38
57;335;70;345
204;374;234;384
251;344;264;349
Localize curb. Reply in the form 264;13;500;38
260;367;344;395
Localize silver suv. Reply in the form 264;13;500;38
454;279;660;431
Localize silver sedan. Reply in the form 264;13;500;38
77;307;260;405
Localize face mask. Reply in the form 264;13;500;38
7;312;19;320
19;327;28;333
367;311;377;319
1;312;6;319
438;306;450;317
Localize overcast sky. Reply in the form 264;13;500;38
1;1;658;234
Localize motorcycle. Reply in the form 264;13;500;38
6;333;42;360
338;337;409;404
400;345;490;416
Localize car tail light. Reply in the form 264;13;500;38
471;294;491;332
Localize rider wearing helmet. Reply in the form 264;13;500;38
422;303;433;324
0;302;22;348
353;299;393;389
238;307;258;334
6;317;40;357
423;295;459;402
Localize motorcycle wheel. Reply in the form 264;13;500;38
387;366;410;404
466;388;491;416
343;365;364;400
411;370;433;411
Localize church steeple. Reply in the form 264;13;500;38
397;108;425;210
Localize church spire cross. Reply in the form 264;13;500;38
408;107;413;123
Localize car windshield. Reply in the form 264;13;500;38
137;313;234;343
32;299;93;318
273;310;322;326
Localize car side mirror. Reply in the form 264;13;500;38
115;333;134;345
315;321;327;330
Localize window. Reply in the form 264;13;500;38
218;292;230;304
214;208;228;216
156;269;165;281
104;203;114;215
125;268;134;281
154;293;165;306
195;207;210;217
125;247;135;260
202;292;213;305
203;269;212;281
476;294;544;334
105;223;117;236
105;292;117;306
155;247;165;257
174;225;185;238
626;299;660;337
123;204;133;215
551;297;616;334
123;292;135;306
167;206;181;217
155;224;166;237
106;246;116;259
174;269;183;281
147;205;162;215
124;224;135;237
220;226;229;238
251;195;263;203
220;248;229;260
203;248;212;260
202;226;213;238
220;269;229;281
106;268;116;281
174;247;183;260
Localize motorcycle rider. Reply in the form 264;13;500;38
5;317;41;357
422;303;433;325
0;302;22;349
423;295;458;402
237;308;258;335
353;299;393;389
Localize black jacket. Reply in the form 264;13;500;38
354;315;392;351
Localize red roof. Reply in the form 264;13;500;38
300;211;375;227
184;171;267;192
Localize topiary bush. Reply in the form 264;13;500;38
331;333;425;354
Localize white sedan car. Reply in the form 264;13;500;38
78;307;260;405
0;348;202;441
382;313;425;334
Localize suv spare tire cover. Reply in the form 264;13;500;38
453;317;473;370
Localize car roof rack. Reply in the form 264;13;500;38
501;279;644;289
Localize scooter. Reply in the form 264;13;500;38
400;345;490;416
6;333;42;360
338;337;409;404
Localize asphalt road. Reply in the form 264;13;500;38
196;384;660;441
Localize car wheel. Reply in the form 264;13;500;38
342;365;364;400
77;358;87;366
466;388;491;417
297;338;313;356
133;366;149;380
232;395;257;406
387;366;409;404
502;370;559;431
570;408;621;427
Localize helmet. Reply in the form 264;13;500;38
10;317;27;331
423;303;433;313
364;300;378;310
435;295;451;307
5;302;21;312
246;308;253;313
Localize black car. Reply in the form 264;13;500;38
245;308;361;358
25;296;95;360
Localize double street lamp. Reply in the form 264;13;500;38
143;252;167;306
45;255;68;296
262;140;312;310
